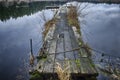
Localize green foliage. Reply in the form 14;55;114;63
30;70;42;80
36;54;47;60
75;59;81;67
36;55;47;63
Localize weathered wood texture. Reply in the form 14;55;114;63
37;10;98;78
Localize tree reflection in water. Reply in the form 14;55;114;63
0;1;65;21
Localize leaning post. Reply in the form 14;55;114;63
29;39;35;68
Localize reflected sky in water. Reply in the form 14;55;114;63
0;10;54;80
81;3;120;56
0;3;120;80
81;4;120;80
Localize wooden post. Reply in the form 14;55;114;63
30;39;33;55
29;39;34;66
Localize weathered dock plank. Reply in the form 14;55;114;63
64;31;74;59
64;30;79;73
55;38;64;71
80;58;98;75
43;39;57;73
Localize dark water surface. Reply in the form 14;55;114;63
81;3;120;80
0;2;120;80
0;15;41;80
82;3;120;56
0;10;54;80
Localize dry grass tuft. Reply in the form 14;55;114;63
67;6;80;31
42;18;57;37
55;60;71;80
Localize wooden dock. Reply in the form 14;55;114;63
35;7;98;80
45;6;60;9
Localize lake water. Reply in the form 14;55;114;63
0;2;120;80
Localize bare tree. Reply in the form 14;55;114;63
76;3;89;17
40;10;47;22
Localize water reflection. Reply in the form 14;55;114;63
0;9;54;80
81;3;120;80
82;4;120;56
0;1;65;21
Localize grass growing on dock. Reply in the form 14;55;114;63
55;60;71;80
42;18;57;37
75;59;81;68
67;6;80;33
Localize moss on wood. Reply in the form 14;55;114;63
75;59;81;67
29;70;42;80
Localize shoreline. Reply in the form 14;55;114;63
0;0;120;7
